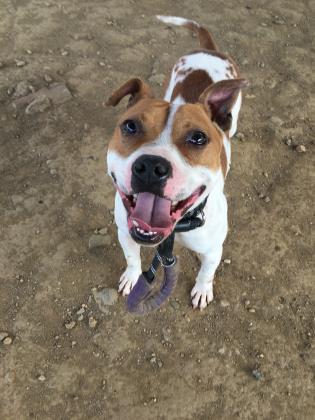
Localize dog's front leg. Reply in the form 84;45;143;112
191;245;223;310
117;229;142;296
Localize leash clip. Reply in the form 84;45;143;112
156;252;177;267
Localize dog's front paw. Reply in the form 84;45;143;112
118;267;141;296
191;281;213;310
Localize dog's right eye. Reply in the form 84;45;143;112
120;119;140;136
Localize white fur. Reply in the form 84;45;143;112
109;16;244;309
156;15;199;28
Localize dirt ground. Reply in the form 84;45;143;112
0;0;314;419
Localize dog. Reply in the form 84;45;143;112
106;16;248;309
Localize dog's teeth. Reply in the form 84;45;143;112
140;229;144;234
133;220;139;227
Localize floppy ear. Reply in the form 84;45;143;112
199;79;249;131
106;78;154;107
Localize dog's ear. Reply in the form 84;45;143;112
106;78;154;107
199;79;249;131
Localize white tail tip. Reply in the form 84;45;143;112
156;15;199;27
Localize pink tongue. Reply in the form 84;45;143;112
132;192;172;228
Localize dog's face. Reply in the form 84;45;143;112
107;78;246;245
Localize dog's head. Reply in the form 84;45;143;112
106;77;247;245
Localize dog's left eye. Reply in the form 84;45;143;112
186;130;208;146
120;119;140;136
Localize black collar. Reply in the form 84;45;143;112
174;195;208;233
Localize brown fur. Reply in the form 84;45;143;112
108;99;170;157
220;145;227;177
183;22;217;51
108;98;223;173
171;70;213;103
171;103;223;171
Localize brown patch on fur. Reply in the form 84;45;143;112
183;22;218;51
171;103;223;171
108;98;170;157
220;145;227;177
171;70;213;103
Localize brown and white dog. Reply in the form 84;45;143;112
106;16;248;309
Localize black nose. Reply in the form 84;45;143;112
131;154;172;194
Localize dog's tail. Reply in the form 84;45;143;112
156;15;218;51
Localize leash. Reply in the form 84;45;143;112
127;196;208;314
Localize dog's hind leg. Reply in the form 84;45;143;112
117;229;142;296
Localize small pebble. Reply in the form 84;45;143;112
76;307;85;316
65;320;76;330
98;227;108;235
38;374;46;382
245;300;251;306
26;49;33;55
61;50;69;56
220;299;230;307
223;259;231;265
264;196;271;203
235;132;245;141
248;308;256;313
296;145;306;153
0;332;9;341
89;317;97;328
44;74;53;83
15;60;26;67
252;369;263;380
99;61;106;67
3;336;13;345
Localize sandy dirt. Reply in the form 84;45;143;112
0;0;314;419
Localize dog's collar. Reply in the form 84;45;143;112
126;195;209;314
174;195;208;233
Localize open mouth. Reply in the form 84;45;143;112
118;186;205;245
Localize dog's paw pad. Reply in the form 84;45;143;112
191;282;213;310
118;268;141;296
